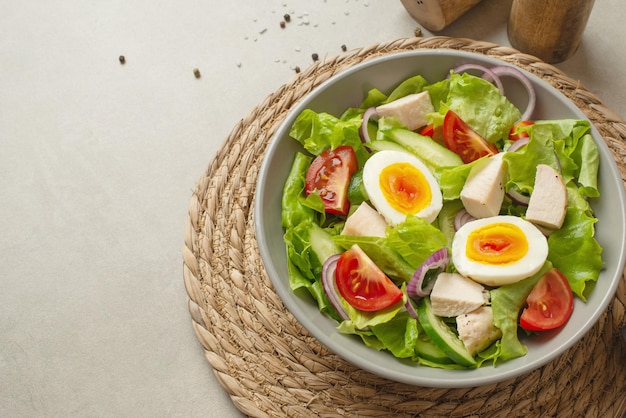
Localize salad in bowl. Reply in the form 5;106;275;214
255;50;626;387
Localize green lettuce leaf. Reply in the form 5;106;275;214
547;207;604;300
423;77;450;113
490;262;552;363
370;311;420;358
438;158;481;201
384;75;430;103
281;152;315;228
340;296;406;330
503;119;598;199
289;109;363;156
384;215;449;271
360;88;388;109
570;132;600;198
434;72;522;143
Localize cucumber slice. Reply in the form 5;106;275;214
309;224;341;267
367;140;408;153
416;298;476;367
415;338;453;364
387;128;463;171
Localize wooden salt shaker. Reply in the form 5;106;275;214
508;0;596;64
401;0;484;31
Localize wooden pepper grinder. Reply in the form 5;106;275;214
508;0;596;64
401;0;484;31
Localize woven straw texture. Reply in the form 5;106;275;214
183;36;626;417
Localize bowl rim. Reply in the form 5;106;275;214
254;49;626;387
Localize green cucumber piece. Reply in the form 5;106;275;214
387;128;462;171
415;338;453;364
309;223;341;266
367;140;409;153
416;298;476;367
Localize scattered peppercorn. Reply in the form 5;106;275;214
280;21;286;28
295;66;301;73
284;13;291;22
341;44;347;52
193;68;201;78
119;55;125;64
414;27;423;37
312;53;319;62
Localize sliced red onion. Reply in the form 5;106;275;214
359;107;378;144
404;298;418;320
452;63;504;95
506;187;530;206
407;248;450;298
507;136;530;152
484;65;536;121
454;208;476;232
321;254;349;321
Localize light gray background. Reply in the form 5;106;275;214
1;0;623;417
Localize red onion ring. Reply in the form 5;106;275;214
452;63;504;95
321;254;349;321
405;298;419;320
506;188;530;206
407;248;450;298
507;136;530;152
454;208;476;232
359;107;378;143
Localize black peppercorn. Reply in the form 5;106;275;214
119;55;125;64
284;13;291;22
312;53;319;62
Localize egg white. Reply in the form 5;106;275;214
452;215;548;286
362;150;442;225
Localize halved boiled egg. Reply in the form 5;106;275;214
363;150;442;225
452;215;548;286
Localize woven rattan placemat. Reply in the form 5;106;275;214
182;36;626;417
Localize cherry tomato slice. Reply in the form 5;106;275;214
520;268;574;332
335;245;403;312
443;110;498;164
419;124;435;137
419;124;445;146
509;120;534;141
305;145;357;215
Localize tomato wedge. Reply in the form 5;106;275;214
305;145;357;215
419;123;444;145
509;120;534;141
335;244;403;312
419;124;435;138
520;268;574;332
443;110;498;164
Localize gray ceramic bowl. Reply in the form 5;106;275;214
254;50;626;387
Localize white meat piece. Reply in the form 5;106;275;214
525;164;567;230
429;272;489;317
341;202;388;237
375;91;434;131
460;153;507;219
456;306;502;355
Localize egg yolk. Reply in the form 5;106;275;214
379;162;432;214
466;222;528;265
